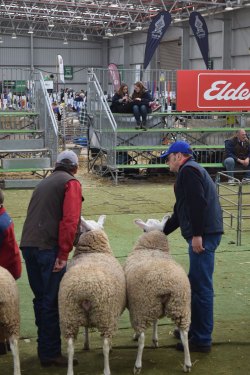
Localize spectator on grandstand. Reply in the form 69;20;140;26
223;129;250;184
131;81;153;131
110;83;133;114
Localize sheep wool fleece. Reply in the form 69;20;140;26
59;230;126;339
0;266;20;341
124;231;191;333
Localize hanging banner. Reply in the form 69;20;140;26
143;10;172;70
189;11;209;69
176;70;250;111
57;55;65;83
108;63;121;92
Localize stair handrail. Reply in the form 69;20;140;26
87;68;117;131
39;72;58;135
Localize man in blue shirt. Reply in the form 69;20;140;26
161;141;223;353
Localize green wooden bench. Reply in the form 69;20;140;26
115;145;225;152
0;167;53;178
115;163;224;169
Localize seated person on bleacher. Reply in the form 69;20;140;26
110;83;133;114
223;128;250;184
131;81;152;131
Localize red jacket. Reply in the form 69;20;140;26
0;206;22;279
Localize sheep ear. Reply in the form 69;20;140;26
162;214;170;225
80;216;92;232
134;219;147;231
97;215;106;228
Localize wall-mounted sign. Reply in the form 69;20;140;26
3;80;16;89
177;70;250;111
44;80;54;90
64;66;73;80
15;80;27;93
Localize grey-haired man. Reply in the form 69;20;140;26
20;150;82;367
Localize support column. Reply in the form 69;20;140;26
182;24;190;69
123;36;130;69
222;14;232;69
30;33;34;72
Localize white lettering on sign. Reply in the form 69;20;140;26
203;80;250;101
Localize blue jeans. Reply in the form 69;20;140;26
132;104;148;123
21;247;66;361
187;234;222;346
224;157;250;178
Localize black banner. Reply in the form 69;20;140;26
143;10;172;70
189;11;209;69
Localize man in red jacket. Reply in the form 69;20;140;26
20;150;82;368
0;188;22;354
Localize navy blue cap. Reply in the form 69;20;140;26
160;141;193;158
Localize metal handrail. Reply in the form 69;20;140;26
88;68;117;131
39;72;58;136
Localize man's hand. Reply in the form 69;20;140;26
237;158;249;167
192;236;205;253
53;258;67;272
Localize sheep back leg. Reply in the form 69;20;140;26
83;327;90;350
152;320;158;348
67;337;74;375
9;336;21;375
134;332;145;375
103;337;111;375
179;329;192;373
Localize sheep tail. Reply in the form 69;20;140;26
82;300;92;312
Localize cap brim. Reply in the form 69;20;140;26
160;150;170;158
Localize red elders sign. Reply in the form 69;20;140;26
177;70;250;111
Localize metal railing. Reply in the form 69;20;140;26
34;72;58;165
216;171;250;245
87;68;250;183
87;68;117;176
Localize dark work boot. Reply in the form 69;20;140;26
141;121;147;131
135;121;141;130
40;355;78;368
0;342;7;355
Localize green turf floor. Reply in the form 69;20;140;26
1;167;250;374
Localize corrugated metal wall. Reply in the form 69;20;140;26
0;6;249;89
159;40;181;70
0;36;103;90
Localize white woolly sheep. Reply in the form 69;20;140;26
58;215;126;375
0;266;21;375
124;217;192;374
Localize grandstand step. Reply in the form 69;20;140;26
2;179;41;189
116;127;250;133
113;111;244;117
0;111;39;116
1;157;51;169
0;130;43;134
0;148;48;153
115;163;224;169
115;145;225;151
0;139;45;150
0;167;53;173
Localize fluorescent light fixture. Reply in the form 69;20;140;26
28;26;33;34
63;37;68;45
105;28;113;37
82;33;88;41
11;32;17;39
174;13;182;22
48;19;55;28
225;0;233;10
135;22;142;31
